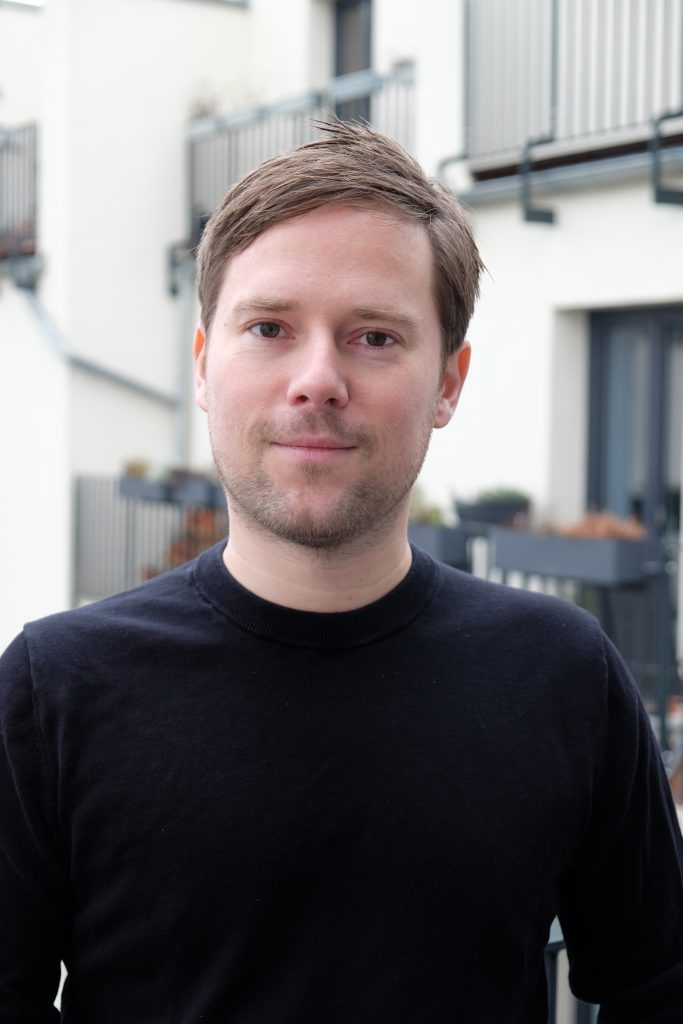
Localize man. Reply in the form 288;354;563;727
1;121;682;1022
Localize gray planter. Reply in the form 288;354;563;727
490;529;661;585
120;476;226;509
455;498;530;528
408;524;469;568
119;477;170;502
170;479;225;509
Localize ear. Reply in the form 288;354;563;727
194;322;209;412
433;340;471;429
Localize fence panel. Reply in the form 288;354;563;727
73;477;228;605
187;67;415;243
466;0;683;161
0;123;37;262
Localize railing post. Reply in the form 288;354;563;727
521;137;555;223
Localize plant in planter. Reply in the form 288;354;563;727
408;486;469;567
455;487;531;528
491;512;660;586
119;461;171;503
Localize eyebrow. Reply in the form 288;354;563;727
230;299;419;331
230;299;301;319
350;306;420;331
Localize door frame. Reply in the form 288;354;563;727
588;305;683;536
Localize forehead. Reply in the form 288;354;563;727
217;202;436;311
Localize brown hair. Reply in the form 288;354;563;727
196;119;484;358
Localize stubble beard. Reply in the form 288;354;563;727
209;410;434;552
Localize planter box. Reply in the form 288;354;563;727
120;477;226;509
490;529;661;585
119;477;171;502
170;479;225;509
408;524;469;568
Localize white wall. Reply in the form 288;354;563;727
0;284;70;646
69;370;176;476
309;0;335;90
249;0;326;101
40;0;252;388
34;0;256;479
374;0;466;175
0;4;45;124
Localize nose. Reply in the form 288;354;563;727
286;336;349;409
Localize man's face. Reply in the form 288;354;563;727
194;202;469;550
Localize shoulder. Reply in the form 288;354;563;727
431;559;604;649
421;558;625;716
13;547;219;682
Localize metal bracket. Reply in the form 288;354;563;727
437;151;466;178
651;109;683;205
521;136;555;224
167;242;191;297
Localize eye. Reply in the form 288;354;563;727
250;322;283;339
358;330;396;348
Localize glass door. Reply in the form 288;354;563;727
588;308;683;739
589;309;682;536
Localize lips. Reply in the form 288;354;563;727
268;435;357;465
274;435;354;450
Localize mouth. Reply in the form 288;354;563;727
270;436;356;462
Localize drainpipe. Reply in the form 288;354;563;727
22;289;179;411
174;256;197;465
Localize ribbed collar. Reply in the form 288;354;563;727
192;542;439;651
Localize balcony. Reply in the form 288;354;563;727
0;123;39;285
182;65;415;250
462;0;683;203
73;476;227;606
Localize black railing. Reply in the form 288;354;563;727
184;65;415;248
465;0;683;169
0;123;38;269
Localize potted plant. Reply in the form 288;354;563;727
119;462;171;503
455;487;531;528
408;486;469;568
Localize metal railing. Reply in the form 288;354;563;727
72;477;227;606
184;65;415;247
0;123;38;269
465;0;683;167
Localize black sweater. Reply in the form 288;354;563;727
1;543;682;1022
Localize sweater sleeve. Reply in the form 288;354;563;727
557;632;683;1022
0;633;67;1022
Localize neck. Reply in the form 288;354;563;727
223;510;413;612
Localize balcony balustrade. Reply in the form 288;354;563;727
184;65;415;249
0;123;38;282
465;0;683;177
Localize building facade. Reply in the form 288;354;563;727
1;0;682;681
